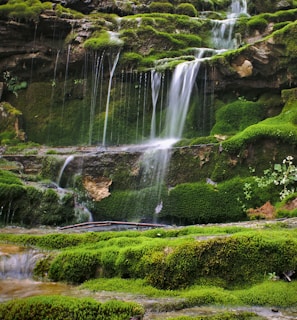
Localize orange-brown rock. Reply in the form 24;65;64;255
83;175;112;201
247;201;276;220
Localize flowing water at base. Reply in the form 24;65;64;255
1;243;297;319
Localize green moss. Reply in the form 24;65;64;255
161;177;252;225
54;3;84;19
144;233;297;289
48;250;99;283
0;0;52;22
274;20;297;55
149;2;175;13
84;30;124;51
211;99;266;136
222;91;297;153
0;295;144;320
120;52;143;69
247;16;268;32
176;3;198;17
91;185;168;222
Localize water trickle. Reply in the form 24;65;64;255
57;155;75;187
89;51;105;145
102;50;120;147
74;199;93;222
135;72;143;142
47;50;60;144
30;23;38;83
142;72;149;140
60;44;71;141
150;70;162;140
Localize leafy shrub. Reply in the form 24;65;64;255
0;295;144;320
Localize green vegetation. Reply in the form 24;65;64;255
2;227;297;291
222;89;297;153
211;99;266;136
0;0;83;21
0;0;52;22
149;2;175;14
0;169;76;226
0;295;144;320
84;30;124;51
176;3;198;17
1;226;297;318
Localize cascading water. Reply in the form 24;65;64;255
211;0;248;49
140;0;248;221
0;247;43;280
164;49;205;139
140;50;206;205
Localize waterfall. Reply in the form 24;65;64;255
0;250;43;280
139;0;248;222
165;49;205;139
211;0;248;49
141;50;206;200
57;155;75;187
102;50;120;147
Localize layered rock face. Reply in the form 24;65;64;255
0;0;297;146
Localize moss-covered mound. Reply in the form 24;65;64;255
1;227;294;290
0;295;144;320
0;169;76;226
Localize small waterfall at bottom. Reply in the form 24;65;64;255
139;139;177;223
138;50;207;223
0;246;44;280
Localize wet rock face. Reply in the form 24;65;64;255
0;17;70;81
55;0;98;14
207;36;297;92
